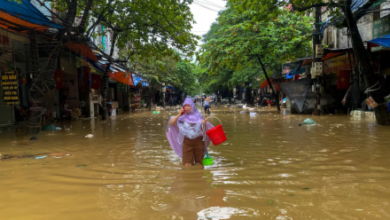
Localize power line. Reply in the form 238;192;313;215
192;2;221;12
195;0;225;9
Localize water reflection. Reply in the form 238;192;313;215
97;167;226;220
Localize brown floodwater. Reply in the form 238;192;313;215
1;107;390;220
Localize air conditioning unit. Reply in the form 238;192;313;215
315;44;324;58
311;62;323;78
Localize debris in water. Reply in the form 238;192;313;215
267;200;274;204
34;156;47;159
50;153;70;156
302;188;310;190
76;165;87;167
85;134;93;138
298;124;302;126
30;137;37;140
302;118;317;125
56;127;62;130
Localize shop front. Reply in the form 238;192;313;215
0;29;30;126
323;52;354;111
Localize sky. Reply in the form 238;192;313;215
189;0;226;48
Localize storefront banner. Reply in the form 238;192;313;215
373;15;390;39
323;54;353;74
1;70;19;105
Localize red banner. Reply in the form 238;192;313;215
108;72;134;86
91;74;101;90
53;69;63;89
337;70;350;90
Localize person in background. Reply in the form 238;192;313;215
107;100;113;116
204;97;212;114
266;98;272;110
80;100;86;117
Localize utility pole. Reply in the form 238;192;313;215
313;6;322;116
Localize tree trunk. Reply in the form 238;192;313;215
149;86;152;111
256;56;281;111
244;84;251;105
101;32;118;120
64;0;77;28
344;0;390;125
162;92;166;108
79;0;93;32
226;87;231;104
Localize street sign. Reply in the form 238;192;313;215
373;15;390;39
1;70;19;105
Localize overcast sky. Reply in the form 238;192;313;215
189;0;226;48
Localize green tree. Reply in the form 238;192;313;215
125;51;199;107
199;5;313;108
230;0;390;124
39;0;199;120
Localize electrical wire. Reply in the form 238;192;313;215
192;2;221;12
194;0;225;9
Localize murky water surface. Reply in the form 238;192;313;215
1;108;390;220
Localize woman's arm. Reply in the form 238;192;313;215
169;109;185;126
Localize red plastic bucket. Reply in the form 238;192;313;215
206;124;227;146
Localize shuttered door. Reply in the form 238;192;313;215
0;86;14;127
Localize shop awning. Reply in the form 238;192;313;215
0;0;62;32
108;71;134;86
369;34;390;48
283;59;310;79
65;42;98;62
131;74;149;87
286;67;306;79
322;52;343;60
89;60;106;73
260;79;273;89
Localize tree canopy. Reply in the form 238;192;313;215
126;51;199;96
197;3;313;94
42;0;199;59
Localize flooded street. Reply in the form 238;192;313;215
1;108;390;220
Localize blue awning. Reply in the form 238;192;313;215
89;60;106;72
0;0;62;30
369;34;390;48
131;74;149;87
286;67;307;79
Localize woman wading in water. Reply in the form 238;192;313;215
166;98;214;166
